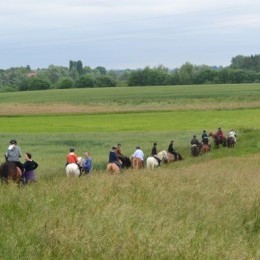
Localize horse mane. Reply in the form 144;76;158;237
157;150;168;161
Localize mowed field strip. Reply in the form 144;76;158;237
0;83;260;133
0;109;260;133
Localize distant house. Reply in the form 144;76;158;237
27;71;37;78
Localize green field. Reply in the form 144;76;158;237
0;84;259;105
0;84;260;259
0;109;259;133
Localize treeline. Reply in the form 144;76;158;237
1;54;260;92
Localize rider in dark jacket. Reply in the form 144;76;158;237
108;146;122;169
191;135;201;146
201;130;209;145
151;143;161;166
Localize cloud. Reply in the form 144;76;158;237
0;0;260;69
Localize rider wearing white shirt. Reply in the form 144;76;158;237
228;129;237;142
131;146;145;161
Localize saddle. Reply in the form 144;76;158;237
153;155;161;165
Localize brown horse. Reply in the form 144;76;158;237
201;144;211;153
167;152;183;162
131;157;144;170
167;153;175;162
0;162;23;183
107;163;120;174
191;144;201;157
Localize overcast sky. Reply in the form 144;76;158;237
1;0;260;70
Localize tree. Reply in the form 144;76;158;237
95;66;107;75
75;75;95;88
76;60;83;75
57;77;74;89
28;77;51;90
69;60;83;74
193;69;218;84
179;62;194;84
95;75;116;87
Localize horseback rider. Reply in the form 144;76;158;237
23;152;38;183
228;129;237;143
115;143;124;159
108;146;122;169
131;146;145;167
82;152;92;174
66;147;78;165
216;127;224;141
167;140;179;160
66;146;82;172
5;139;24;175
151;142;161;166
115;143;131;168
201;130;209;144
191;135;201;147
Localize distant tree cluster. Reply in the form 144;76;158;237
1;55;260;92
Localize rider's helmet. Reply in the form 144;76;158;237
69;146;75;152
10;139;17;144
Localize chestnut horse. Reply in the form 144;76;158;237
107;163;120;174
201;144;211;153
167;152;183;162
131;157;144;170
0;162;23;183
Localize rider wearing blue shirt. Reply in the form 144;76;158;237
82;152;92;174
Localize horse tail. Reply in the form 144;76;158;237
146;158;153;169
2;163;9;180
132;158;143;169
107;163;120;174
124;157;132;168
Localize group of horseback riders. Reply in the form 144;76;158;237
66;146;92;174
1;139;38;183
190;128;237;155
107;140;184;170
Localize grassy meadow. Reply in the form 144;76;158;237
0;84;260;259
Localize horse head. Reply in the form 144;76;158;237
209;132;216;138
77;157;84;167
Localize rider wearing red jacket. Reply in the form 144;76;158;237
216;127;224;140
66;147;78;165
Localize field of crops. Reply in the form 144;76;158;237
0;84;259;258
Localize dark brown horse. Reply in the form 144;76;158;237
191;144;201;157
209;132;227;148
118;156;132;169
0;162;23;183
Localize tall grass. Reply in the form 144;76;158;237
0;155;259;258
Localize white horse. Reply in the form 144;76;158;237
65;157;84;177
146;150;168;170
